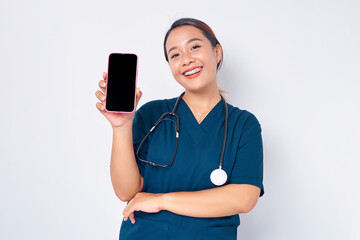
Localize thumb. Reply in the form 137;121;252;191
135;88;142;107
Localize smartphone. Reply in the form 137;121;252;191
105;53;138;113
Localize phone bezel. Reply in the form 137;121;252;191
105;53;138;113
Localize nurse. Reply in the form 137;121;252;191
95;18;264;239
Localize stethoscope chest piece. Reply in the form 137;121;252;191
210;168;228;186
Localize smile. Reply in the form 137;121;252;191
183;67;203;76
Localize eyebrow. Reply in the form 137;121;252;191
167;38;203;55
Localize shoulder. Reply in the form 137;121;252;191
137;97;177;114
226;103;263;148
135;97;178;125
226;103;261;130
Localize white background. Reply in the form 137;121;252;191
1;0;359;239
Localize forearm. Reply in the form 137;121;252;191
110;120;142;202
160;184;260;218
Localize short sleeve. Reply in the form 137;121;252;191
132;109;148;177
230;113;264;197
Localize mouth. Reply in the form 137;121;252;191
183;66;203;79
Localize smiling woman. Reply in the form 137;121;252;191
95;17;264;240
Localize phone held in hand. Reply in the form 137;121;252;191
105;53;138;113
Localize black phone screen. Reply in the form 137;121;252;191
106;53;137;112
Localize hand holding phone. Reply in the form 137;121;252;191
95;53;141;128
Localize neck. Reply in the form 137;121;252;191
182;83;222;112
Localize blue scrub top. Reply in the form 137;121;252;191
119;97;264;240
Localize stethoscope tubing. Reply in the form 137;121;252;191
136;92;228;179
219;95;228;170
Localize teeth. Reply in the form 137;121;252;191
184;67;202;76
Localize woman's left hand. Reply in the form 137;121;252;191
122;192;165;224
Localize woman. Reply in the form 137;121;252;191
95;18;264;240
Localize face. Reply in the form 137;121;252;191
165;25;222;93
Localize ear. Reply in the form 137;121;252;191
214;44;223;64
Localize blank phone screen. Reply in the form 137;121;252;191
106;53;137;112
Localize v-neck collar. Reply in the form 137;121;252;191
178;98;224;138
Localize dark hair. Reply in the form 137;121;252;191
163;18;223;71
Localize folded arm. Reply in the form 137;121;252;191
122;184;261;223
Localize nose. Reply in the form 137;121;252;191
182;52;195;66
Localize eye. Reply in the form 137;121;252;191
171;53;179;59
191;45;201;50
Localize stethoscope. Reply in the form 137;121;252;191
136;92;228;186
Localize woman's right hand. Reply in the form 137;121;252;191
95;72;142;128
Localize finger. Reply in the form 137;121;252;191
98;80;107;93
123;209;131;221
103;72;107;82
135;88;142;106
129;212;136;224
95;90;106;102
123;208;135;223
123;199;137;221
136;88;142;98
99;80;107;88
122;202;131;220
96;102;105;112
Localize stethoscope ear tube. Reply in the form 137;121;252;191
153;112;170;129
169;112;180;132
172;92;185;113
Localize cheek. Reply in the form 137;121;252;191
196;51;216;67
169;62;180;77
205;54;218;72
